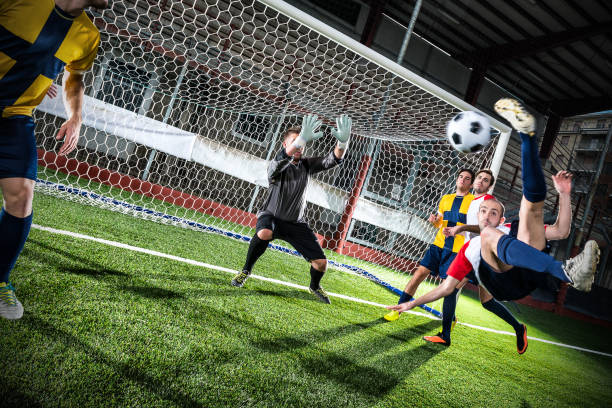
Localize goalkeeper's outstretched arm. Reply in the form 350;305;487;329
332;114;351;160
306;114;352;174
386;276;460;312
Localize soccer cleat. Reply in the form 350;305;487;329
516;324;528;354
423;332;451;347
231;270;250;287
494;98;536;135
383;310;400;321
562;240;600;292
0;282;24;320
309;286;331;304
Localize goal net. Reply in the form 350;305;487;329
33;0;510;314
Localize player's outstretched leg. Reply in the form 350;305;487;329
384;266;430;321
482;227;600;293
494;98;536;136
562;240;600;291
494;98;548;250
308;259;330;304
232;229;272;287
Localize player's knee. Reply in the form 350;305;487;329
480;227;501;247
311;258;327;272
479;287;492;303
257;229;273;241
2;185;34;218
415;267;429;278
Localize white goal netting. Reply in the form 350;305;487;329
33;0;509;310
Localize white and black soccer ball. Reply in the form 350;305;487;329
446;111;491;154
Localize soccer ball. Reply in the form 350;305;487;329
446;111;491;153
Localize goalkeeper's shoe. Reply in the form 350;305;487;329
516;324;528;355
0;282;24;320
231;270;250;287
423;332;451;347
494;98;536;135
383;310;400;321
562;240;600;292
309;286;331;304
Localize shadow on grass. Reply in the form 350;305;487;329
62;267;128;277
26;239;182;301
25;239;127;278
0;384;43;408
254;318;440;354
20;315;205;408
123;285;184;299
251;318;442;398
254;288;315;302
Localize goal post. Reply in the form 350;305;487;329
33;0;511;312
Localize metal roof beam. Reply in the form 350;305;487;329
459;22;612;65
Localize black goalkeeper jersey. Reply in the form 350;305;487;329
259;148;342;222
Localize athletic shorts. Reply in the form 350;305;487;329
0;116;37;181
256;213;325;261
419;244;456;279
477;259;549;301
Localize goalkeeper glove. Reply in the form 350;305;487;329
292;114;323;150
331;114;352;150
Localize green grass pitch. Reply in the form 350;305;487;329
1;190;611;408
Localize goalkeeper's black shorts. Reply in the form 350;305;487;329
256;214;326;261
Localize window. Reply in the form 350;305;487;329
573;121;582;132
561;135;569;145
97;59;151;113
596;119;606;129
232;113;273;146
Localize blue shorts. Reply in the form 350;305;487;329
0;116;37;181
419;244;456;279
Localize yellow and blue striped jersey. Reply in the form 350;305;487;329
432;193;475;253
0;0;100;118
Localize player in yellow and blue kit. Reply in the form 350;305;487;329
383;168;475;341
0;0;108;320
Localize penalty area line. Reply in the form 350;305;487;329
31;224;612;358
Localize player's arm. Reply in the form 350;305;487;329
56;71;85;155
386;277;460;312
428;197;444;228
386;242;472;312
332;114;351;160
443;224;480;237
286;114;323;157
545;170;572;241
307;114;351;173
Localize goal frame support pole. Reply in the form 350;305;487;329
331;154;372;254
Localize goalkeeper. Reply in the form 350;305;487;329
231;114;352;303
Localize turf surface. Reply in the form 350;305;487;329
1;190;611;408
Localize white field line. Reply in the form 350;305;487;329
31;224;612;358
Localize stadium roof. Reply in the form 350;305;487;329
362;0;612;118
